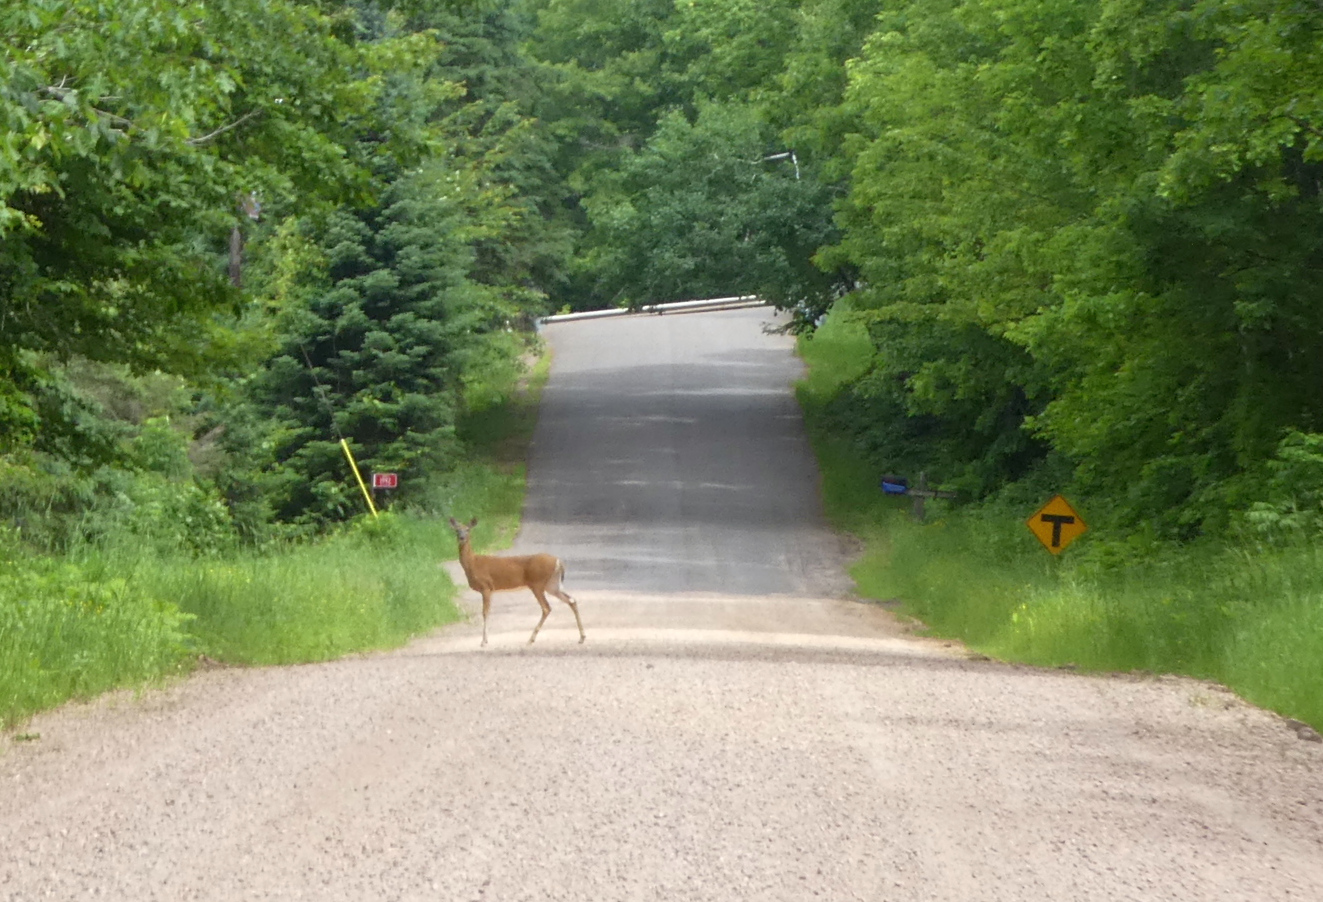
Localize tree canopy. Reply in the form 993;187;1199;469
5;0;1323;544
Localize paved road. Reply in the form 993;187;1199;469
516;306;851;597
2;307;1321;901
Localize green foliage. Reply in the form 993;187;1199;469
140;514;461;665
0;359;242;555
0;553;195;729
663;0;800;103
523;0;849;316
9;357;131;468
0;0;382;387
1245;432;1323;541
243;163;521;523
582;100;841;309
799;316;1323;730
204;1;568;528
0;363;542;727
798;0;1323;536
769;0;885;165
523;0;690;163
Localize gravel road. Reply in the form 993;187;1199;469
3;307;1321;901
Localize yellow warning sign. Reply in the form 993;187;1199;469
1027;495;1087;555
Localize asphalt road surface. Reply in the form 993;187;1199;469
517;306;852;596
2;307;1321;901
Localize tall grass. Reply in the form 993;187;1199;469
798;308;1323;730
1;512;467;729
135;515;462;666
0;551;194;727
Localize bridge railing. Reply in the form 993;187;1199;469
539;295;766;325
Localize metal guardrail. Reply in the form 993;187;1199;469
539;295;767;325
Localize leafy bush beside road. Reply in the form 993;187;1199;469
0;355;541;731
800;309;1323;731
0;552;195;729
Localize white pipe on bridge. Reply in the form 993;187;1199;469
539;295;767;325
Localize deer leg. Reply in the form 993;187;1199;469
481;591;492;647
550;588;586;644
528;588;553;644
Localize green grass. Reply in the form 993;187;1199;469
136;515;462;665
459;348;551;463
798;307;1323;730
446;345;551;551
0;555;194;728
2;515;466;727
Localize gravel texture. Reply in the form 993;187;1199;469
3;307;1321;900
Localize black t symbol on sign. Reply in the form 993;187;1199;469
1040;514;1076;547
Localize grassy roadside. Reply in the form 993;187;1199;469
0;346;551;730
797;309;1323;731
446;349;553;552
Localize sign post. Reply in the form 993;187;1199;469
880;472;958;522
339;439;378;518
1027;495;1087;555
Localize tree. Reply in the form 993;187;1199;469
812;0;1323;533
581;100;840;312
242;165;508;522
0;0;403;453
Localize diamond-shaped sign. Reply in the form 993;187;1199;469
1027;495;1087;555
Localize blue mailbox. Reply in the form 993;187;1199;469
880;475;909;495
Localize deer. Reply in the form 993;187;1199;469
448;517;586;648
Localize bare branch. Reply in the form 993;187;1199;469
186;109;263;146
41;85;131;127
91;108;133;127
1287;115;1323;143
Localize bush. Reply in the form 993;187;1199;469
0;553;194;728
1246;431;1323;541
799;311;1323;731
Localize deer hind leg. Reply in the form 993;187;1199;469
564;596;586;644
481;591;492;647
528;587;553;645
547;569;586;644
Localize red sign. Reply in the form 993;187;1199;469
372;473;398;489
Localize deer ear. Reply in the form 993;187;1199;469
448;517;460;529
468;517;479;528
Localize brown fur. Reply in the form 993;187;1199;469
448;517;586;647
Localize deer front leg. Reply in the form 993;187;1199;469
481;590;492;647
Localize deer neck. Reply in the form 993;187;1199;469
457;538;478;580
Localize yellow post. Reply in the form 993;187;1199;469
340;438;379;518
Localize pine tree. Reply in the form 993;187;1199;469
246;168;494;522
